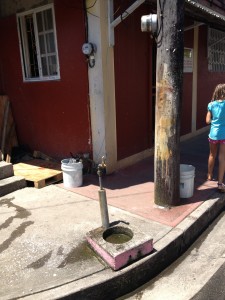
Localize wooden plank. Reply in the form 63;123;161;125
34;173;63;189
13;159;62;189
0;96;18;162
0;96;8;150
33;150;57;162
0;96;7;129
1;98;9;153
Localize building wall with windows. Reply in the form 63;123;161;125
17;4;60;81
1;0;225;169
181;20;225;136
197;24;225;130
0;0;91;160
108;0;225;169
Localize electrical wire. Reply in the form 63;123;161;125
83;0;88;42
155;0;165;47
82;1;96;68
87;11;99;18
120;10;129;23
86;0;98;9
114;5;121;16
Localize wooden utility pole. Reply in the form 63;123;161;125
154;0;185;207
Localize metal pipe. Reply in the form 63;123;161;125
97;157;110;229
98;189;110;229
98;175;103;190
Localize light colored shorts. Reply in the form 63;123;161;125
208;138;225;144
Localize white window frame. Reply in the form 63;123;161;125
17;4;60;82
208;27;225;72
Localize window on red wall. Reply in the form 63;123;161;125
17;4;60;82
208;27;225;72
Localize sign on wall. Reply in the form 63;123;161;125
184;48;193;73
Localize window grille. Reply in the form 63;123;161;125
208;27;225;72
17;4;60;81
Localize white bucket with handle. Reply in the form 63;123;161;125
61;159;83;188
180;164;195;198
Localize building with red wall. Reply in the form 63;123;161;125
1;0;225;172
0;0;91;161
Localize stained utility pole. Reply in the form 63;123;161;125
154;0;185;207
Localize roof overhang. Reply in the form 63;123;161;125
185;0;225;31
108;0;225;46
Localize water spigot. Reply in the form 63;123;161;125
97;156;106;190
97;156;106;177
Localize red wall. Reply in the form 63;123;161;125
197;25;225;130
0;0;91;160
182;22;225;134
114;2;153;160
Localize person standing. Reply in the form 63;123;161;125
206;83;225;192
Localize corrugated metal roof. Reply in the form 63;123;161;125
185;0;225;30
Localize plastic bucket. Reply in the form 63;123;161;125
180;164;195;198
61;159;83;188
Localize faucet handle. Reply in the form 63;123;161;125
101;156;106;168
97;156;106;177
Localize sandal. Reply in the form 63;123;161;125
217;183;225;193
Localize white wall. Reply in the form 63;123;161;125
87;0;117;173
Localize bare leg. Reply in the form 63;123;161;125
208;142;218;180
218;144;225;192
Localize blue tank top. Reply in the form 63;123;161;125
208;100;225;140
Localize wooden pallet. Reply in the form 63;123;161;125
13;159;62;188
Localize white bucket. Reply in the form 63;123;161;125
180;164;195;198
61;159;83;188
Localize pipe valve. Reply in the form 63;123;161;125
97;156;106;178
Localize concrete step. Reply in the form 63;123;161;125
0;161;14;180
0;176;26;197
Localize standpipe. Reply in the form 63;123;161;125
97;157;110;229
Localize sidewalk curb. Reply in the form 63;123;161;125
21;193;225;300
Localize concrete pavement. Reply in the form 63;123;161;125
1;131;225;299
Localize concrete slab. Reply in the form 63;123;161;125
0;132;224;299
0;185;171;300
0;161;14;179
86;224;153;270
0;175;26;197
